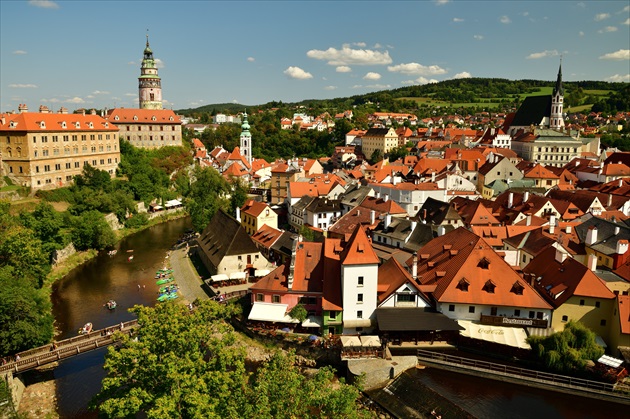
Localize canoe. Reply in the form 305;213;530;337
79;322;93;334
156;277;174;285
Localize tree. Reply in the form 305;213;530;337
91;300;368;418
186;167;230;232
288;304;307;322
527;321;604;374
369;149;382;164
229;178;249;217
70;210;116;250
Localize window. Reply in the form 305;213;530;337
536;312;543;319
457;278;469;292
357;310;363;319
55;164;60;170
449;304;455;312
468;306;475;313
600;319;606;326
595;301;600;308
36;166;40;173
44;165;50;172
328;311;336;320
514;309;521;317
18;166;23;173
358;276;364;286
483;280;496;294
272;295;280;303
397;294;414;303
529;311;535;319
357;293;363;303
256;294;264;302
579;299;585;306
562;315;568;322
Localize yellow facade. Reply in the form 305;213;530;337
552;295;615;345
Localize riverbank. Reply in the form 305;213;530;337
16;371;59;419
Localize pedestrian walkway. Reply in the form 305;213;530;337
169;246;210;304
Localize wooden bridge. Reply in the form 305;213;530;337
1;319;139;376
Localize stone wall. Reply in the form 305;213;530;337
0;190;21;201
105;213;124;231
347;356;418;390
52;242;76;266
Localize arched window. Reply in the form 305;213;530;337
5;147;12;157
16;147;22;157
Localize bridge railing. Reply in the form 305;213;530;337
1;320;139;374
416;349;629;398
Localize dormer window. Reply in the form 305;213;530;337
477;257;490;269
169;116;174;121
510;282;524;295
457;278;469;292
75;122;80;128
9;121;17;128
133;115;138;121
88;122;93;129
483;280;496;294
104;122;109;128
151;116;157;121
114;115;119;121
39;121;46;129
61;121;67;129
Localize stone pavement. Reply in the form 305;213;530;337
169;246;210;304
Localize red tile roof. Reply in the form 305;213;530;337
341;226;380;266
106;108;181;124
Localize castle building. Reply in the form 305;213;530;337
240;111;252;165
138;34;162;110
0;105;120;190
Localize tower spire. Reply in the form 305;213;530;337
550;58;565;131
138;33;163;110
240;110;252;165
553;57;564;97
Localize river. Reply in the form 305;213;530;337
49;217;624;418
50;217;192;418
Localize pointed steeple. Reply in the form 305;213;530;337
553;60;564;97
240;110;252;165
138;32;163;110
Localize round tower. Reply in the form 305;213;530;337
138;34;163;110
550;61;565;131
240;111;252;165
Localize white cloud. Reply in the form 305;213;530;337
453;17;464;22
232;99;239;104
373;43;383;49
606;74;630;82
283;66;313;79
65;97;85;104
500;15;511;24
306;45;392;66
522;12;529;17
622;5;630;12
353;42;366;47
128;61;136;66
623;18;630;25
92;90;110;95
594;13;610;21
324;86;337;91
363;72;382;80
247;57;255;62
28;0;59;9
402;77;438;85
453;72;472;79
387;62;447;76
434;0;450;5
351;85;363;89
41;98;60;103
599;49;630;60
598;26;618;33
473;34;484;40
579;31;585;36
365;84;391;89
124;93;136;97
336;66;352;73
9;83;37;88
12;50;27;55
154;58;165;68
526;49;559;59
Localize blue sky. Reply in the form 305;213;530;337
1;0;628;112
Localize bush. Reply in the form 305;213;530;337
125;213;149;229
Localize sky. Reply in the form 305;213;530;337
1;0;629;113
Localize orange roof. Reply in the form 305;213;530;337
523;164;559;179
192;138;205;148
341;226;380;265
618;295;630;335
222;163;249;178
1;111;118;132
289;181;337;199
358;195;407;215
106;108;181;124
322;238;343;310
377;258;423;304
251;224;283;248
241;199;271;217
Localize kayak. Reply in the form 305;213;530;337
156;277;174;285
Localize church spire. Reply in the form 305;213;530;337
553;58;564;97
240;110;252;165
138;32;163;110
550;59;565;131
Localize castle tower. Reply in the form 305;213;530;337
550;61;565;131
240;111;252;165
138;34;163;110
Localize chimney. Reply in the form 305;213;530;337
549;214;556;234
384;213;392;229
587;253;597;271
412;252;418;281
431;171;436;182
524;191;529;202
619;179;623;188
392;176;397;186
617;239;629;255
437;225;446;236
376;191;381;199
411;220;417;232
58;107;68;114
384;194;389;202
565;225;572;234
39;105;49;113
614;226;620;235
608;194;613;207
526;215;532;226
18;104;28;113
370;210;376;225
555;247;568;264
508;192;514;209
422;208;427;221
235;206;241;222
287;238;298;290
585;226;598;245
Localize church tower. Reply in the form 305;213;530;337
138;34;163;110
550;61;565;131
240;111;252;165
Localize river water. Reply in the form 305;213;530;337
50;217;192;418
49;217;625;418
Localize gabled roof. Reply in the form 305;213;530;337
106;108;181;124
523;164;559;179
617;295;630;335
327;206;380;242
575;216;630;256
241;199;272;218
503;228;556;257
377;258;422;303
417;197;461;225
358;195;407;215
510;95;551;127
196;210;260;268
407;228;551;309
322;238;343;311
1;111;118;132
251;224;283;249
523;247;616;307
341;225;380;266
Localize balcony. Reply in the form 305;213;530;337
480;314;548;329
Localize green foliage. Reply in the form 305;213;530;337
124;213;149;229
70;210;116;251
229;178;249;217
369;149;382;164
299;225;315;242
288;304;307;322
91;300;368;418
186;167;230;232
387;146;409;162
527;321;604;374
